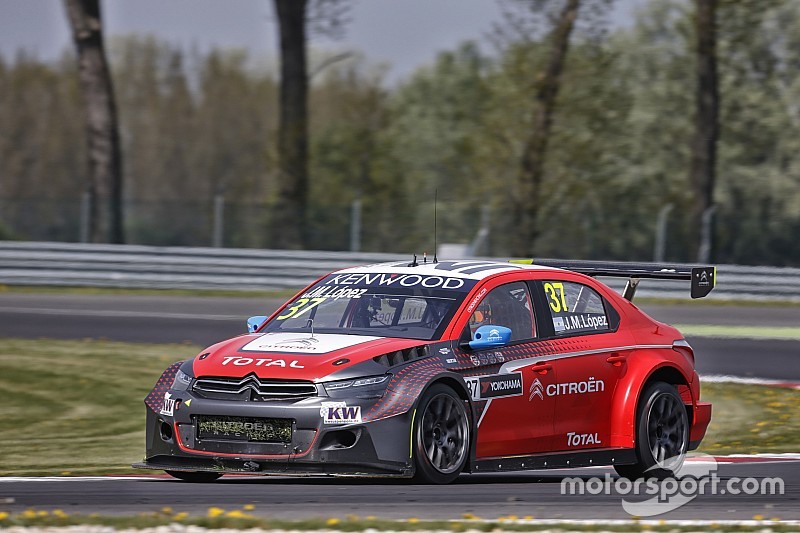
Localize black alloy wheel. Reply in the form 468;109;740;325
413;384;470;484
615;381;689;480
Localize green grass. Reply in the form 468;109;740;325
0;339;797;476
698;382;800;455
0;510;797;532
1;284;799;307
0;338;200;476
0;284;298;299
635;297;800;308
674;325;800;340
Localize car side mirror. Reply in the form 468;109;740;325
247;315;268;333
468;325;512;350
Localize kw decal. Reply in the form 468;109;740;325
320;402;362;425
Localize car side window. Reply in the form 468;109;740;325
462;282;536;343
542;280;610;335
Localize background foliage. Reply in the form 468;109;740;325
1;0;799;264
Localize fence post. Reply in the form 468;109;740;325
468;206;491;256
350;199;362;252
654;203;673;263
212;194;224;248
698;205;716;263
80;191;91;243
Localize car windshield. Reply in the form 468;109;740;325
262;272;476;340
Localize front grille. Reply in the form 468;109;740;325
193;375;317;400
196;415;292;443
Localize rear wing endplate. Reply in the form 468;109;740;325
511;259;716;301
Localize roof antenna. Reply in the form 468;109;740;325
433;189;439;264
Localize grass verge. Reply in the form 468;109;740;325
2;285;799;307
0;509;797;532
673;324;800;340
697;381;800;455
0;338;200;476
0;284;297;299
0;338;797;475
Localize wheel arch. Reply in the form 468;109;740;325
415;373;474;423
610;358;693;449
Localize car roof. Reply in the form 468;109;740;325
332;259;559;281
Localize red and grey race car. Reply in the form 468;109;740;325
135;259;715;483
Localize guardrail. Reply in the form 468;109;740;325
0;241;798;301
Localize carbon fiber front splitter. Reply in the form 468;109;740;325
135;405;415;477
132;455;412;477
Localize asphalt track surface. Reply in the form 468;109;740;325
1;293;799;520
0;293;798;380
1;460;799;520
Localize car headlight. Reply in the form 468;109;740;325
171;369;193;391
323;374;391;398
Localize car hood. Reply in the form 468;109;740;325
191;332;424;381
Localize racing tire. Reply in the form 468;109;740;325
412;384;470;484
165;470;223;482
615;382;689;480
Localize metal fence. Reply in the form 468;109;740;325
0;241;798;301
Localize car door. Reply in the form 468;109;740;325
535;278;628;452
459;281;558;458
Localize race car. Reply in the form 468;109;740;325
134;258;715;483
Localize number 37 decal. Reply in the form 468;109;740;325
277;297;326;320
543;282;569;313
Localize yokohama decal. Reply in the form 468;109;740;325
465;372;523;400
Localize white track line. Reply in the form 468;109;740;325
461;518;800;526
0;476;166;483
701;374;800;389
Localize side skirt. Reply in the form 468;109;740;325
471;448;637;473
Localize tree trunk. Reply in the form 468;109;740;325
689;0;719;262
274;0;309;249
63;0;124;244
511;0;580;257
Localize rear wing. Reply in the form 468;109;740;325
510;259;716;301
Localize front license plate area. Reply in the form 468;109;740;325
196;416;293;443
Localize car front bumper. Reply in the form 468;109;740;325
133;391;415;477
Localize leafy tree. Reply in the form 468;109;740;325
509;0;581;257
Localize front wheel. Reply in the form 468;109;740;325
412;384;470;484
166;470;222;482
615;382;689;480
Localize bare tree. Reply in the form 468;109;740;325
273;0;310;248
271;0;352;249
511;0;581;257
63;0;124;243
690;0;719;262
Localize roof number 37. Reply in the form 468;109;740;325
544;282;568;313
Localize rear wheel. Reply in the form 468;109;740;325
412;384;470;484
615;382;688;480
165;470;222;482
